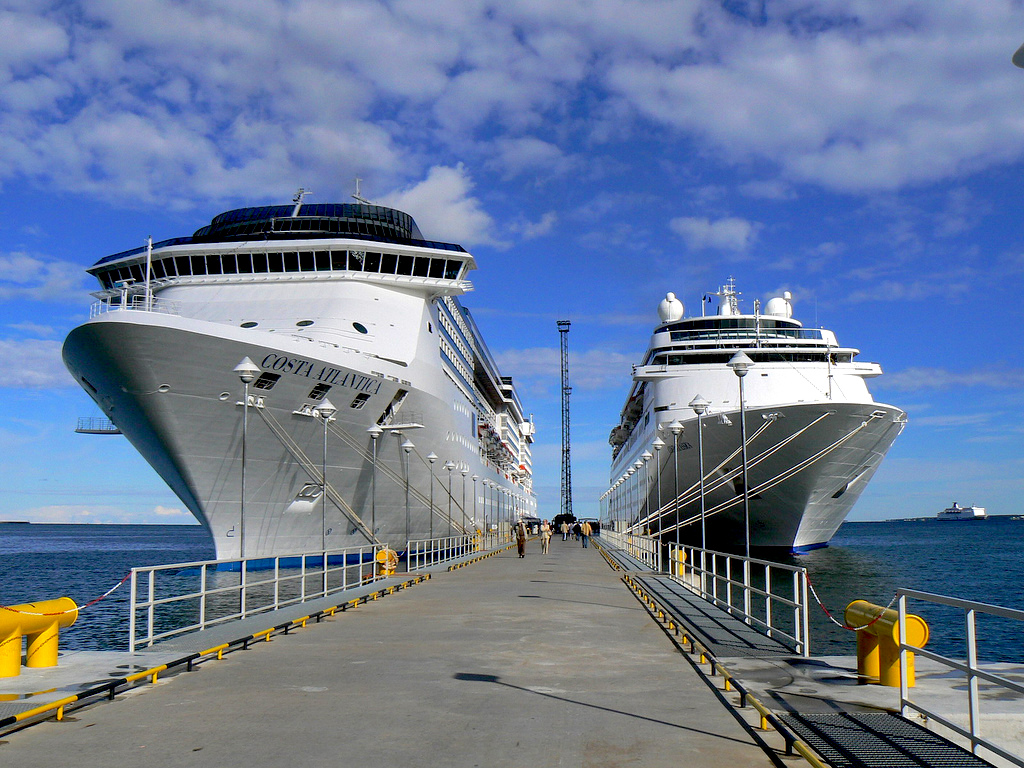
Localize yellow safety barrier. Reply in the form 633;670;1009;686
376;548;399;577
845;600;929;687
0;597;79;677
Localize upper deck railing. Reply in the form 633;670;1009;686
90;295;182;318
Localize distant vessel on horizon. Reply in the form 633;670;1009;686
937;502;987;521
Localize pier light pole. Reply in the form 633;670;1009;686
632;460;643;533
688;396;710;552
316;398;337;558
727;352;754;560
472;475;479;535
626;467;635;532
427;452;438;540
668;420;684;550
233;357;261;561
444;461;455;537
402;439;415;547
640;451;652;534
651;437;665;538
367;425;383;538
460;467;469;530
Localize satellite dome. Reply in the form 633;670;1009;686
658;292;685;322
765;291;793;318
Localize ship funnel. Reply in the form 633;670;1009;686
658;292;684;322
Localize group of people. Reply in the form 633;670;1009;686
514;518;593;557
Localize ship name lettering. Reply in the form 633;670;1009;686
260;354;381;394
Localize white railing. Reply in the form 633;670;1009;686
90;295;182;318
898;589;1024;767
128;544;383;652
406;535;477;571
600;529;662;571
669;544;810;657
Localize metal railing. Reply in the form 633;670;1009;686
90;295;182;318
669;544;810;657
600;529;661;571
128;544;383;651
898;589;1024;767
406;535;477;571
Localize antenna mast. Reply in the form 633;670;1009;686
557;320;573;521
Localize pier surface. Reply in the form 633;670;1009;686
2;540;777;767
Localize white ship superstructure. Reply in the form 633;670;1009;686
938;502;987;521
603;280;906;552
63;198;536;559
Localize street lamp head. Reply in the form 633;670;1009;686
316;398;337;420
668;419;684;436
651;436;666;451
444;460;455;472
727;351;754;378
401;438;414;453
641;450;652;461
689;394;710;415
633;460;643;469
233;357;261;384
472;474;479;481
367;425;383;439
461;468;468;476
426;451;438;464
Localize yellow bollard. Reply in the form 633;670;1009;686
0;597;79;677
845;600;929;687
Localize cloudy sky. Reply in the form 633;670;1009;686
2;0;1024;527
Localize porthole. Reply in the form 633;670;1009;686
157;384;171;393
218;391;231;401
241;321;258;328
297;320;314;327
353;322;368;334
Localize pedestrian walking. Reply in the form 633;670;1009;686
540;520;552;554
515;519;528;558
560;521;569;541
580;520;592;548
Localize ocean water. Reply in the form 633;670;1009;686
1;519;1022;660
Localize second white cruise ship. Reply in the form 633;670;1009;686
603;279;905;553
63;194;536;560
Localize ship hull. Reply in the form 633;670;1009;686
63;310;532;559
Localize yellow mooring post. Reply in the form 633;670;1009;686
845;600;929;687
0;597;79;677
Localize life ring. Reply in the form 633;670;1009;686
375;548;399;576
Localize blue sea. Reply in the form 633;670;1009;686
1;519;1022;661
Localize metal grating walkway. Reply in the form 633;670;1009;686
779;712;995;768
633;574;795;658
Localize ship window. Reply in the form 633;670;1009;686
308;383;331;401
298;251;314;271
240;321;258;328
429;258;445;278
175;256;192;276
237;253;252;273
284;252;300;272
221;253;237;274
381;252;397;274
398;255;413;275
445;260;461;279
350;392;372;409
151;260;167;279
315;251;329;271
349;250;365;270
208;256;223;275
252;252;269;273
364;252;381;272
353;322;368;334
252;372;280;390
268;252;284;272
129;264;144;282
297;320;314;327
413;256;429;277
331;250;347;270
161;258;177;277
192;255;208;275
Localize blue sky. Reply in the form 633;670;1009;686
2;0;1024;526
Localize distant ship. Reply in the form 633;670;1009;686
937;502;987;521
605;279;906;553
63;193;537;559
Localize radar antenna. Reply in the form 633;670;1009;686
558;320;574;521
352;177;372;205
291;188;309;217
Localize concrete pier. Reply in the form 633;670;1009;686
1;540;779;767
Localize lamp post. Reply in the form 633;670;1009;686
651;437;665;538
367;425;383;537
460;467;468;530
315;398;337;556
233;357;261;561
727;352;754;559
427;452;438;539
472;475;479;534
688;395;710;552
402;439;414;546
640;451;652;534
444;461;455;536
632;460;643;533
668;420;684;549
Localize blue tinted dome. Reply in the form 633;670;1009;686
193;203;425;242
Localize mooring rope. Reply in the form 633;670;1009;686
0;572;132;616
803;571;897;631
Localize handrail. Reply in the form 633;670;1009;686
600;529;661;571
129;545;383;651
406;535;476;571
898;589;1024;767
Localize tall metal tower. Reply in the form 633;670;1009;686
557;320;573;520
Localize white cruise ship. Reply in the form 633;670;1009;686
603;280;906;553
937;502;987;521
63;195;536;559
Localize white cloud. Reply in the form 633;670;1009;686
881;366;1024;392
0;252;90;302
11;503;197;524
495;347;633;391
669;216;759;252
0;338;75;388
513;211;558;240
380;164;501;247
